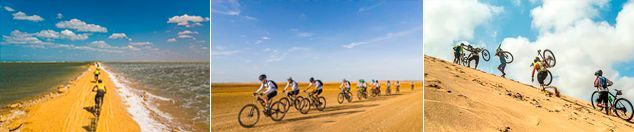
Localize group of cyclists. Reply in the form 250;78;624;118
451;42;632;118
253;74;415;114
92;63;107;116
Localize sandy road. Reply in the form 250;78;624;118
212;82;422;132
18;65;139;131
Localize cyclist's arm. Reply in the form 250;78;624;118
283;83;290;91
255;83;265;93
531;65;537;78
92;85;97;91
304;83;313;91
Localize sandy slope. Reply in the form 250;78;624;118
212;81;422;131
13;65;139;131
424;55;634;131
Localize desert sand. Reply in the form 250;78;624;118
424;55;634;131
212;80;423;131
5;64;139;131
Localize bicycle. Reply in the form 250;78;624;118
396;85;400;94
371;87;381;97
298;91;326;114
357;87;368;100
535;49;556;86
591;89;634;121
461;47;490;68
385;87;391;96
94;93;104;117
238;93;286;128
495;44;514;64
278;91;306;113
337;88;353;104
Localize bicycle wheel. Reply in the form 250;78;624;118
279;97;290;112
482;49;490;61
543;49;556;67
503;52;514;63
544;70;553;86
238;104;260;128
294;96;304;110
337;93;344;104
614;98;634;121
269;101;286;121
591;91;600;110
299;98;311;114
346;93;352;103
316;97;327;111
357;91;362;100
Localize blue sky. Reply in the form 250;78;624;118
424;0;634;100
212;0;423;82
0;0;210;61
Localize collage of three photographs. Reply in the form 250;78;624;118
3;0;634;132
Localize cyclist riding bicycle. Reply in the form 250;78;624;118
594;70;613;109
94;67;101;81
358;79;367;94
339;79;352;95
254;74;278;111
531;57;549;90
496;50;507;78
375;80;381;94
283;77;299;97
453;43;465;64
92;79;107;109
386;80;391;92
304;77;324;97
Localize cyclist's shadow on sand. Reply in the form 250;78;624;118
254;103;379;128
82;106;99;132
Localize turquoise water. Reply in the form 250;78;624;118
106;62;210;131
0;63;87;107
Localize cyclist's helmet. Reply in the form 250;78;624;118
258;74;267;81
595;70;603;76
387;80;390;83
460;43;465;46
98;79;103;83
309;77;315;82
359;79;365;83
534;57;540;62
287;77;293;81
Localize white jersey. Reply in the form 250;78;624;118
375;82;380;88
256;80;277;94
315;80;323;90
287;81;299;91
357;82;366;88
396;82;400;87
344;81;351;88
387;82;391;88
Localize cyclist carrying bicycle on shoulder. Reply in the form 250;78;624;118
496;49;507;78
453;43;465;64
531;57;549;90
594;70;613;110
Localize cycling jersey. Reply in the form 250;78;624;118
386;82;391;88
256;80;277;94
531;61;547;77
315;80;323;90
357;82;366;88
396;82;400;87
285;81;299;91
94;70;100;75
344;81;351;88
96;83;106;91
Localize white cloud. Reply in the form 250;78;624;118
261;36;270;40
88;40;111;48
34;29;88;41
513;0;522;6
212;48;239;56
167;14;209;27
108;33;129;39
265;47;310;62
12;11;44;22
254;36;271;44
4;6;15;12
177;30;199;35
499;1;634;99
343;27;421;48
129;42;152;46
56;19;108;32
290;28;314;38
178;35;195;39
212;0;257;20
423;0;502;60
57;13;63;19
167;38;177;42
358;2;384;12
531;0;608;33
1;30;47;45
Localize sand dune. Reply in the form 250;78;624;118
6;65;139;131
212;81;422;131
424;55;634;131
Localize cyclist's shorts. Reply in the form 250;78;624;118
266;91;277;99
537;71;548;84
96;90;106;97
313;89;323;95
290;89;299;95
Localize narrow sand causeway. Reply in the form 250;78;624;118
17;65;139;131
212;82;422;132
